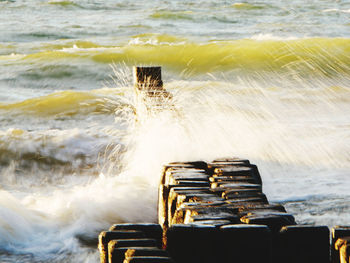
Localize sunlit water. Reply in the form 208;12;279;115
0;0;350;262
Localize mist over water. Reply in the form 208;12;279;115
0;0;349;262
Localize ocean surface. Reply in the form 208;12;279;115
0;0;350;262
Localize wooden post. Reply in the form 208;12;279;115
332;226;350;263
335;237;350;263
276;225;330;263
132;66;173;115
133;66;163;91
98;230;146;263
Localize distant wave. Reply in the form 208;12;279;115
231;2;266;10
7;36;349;77
322;8;350;13
150;10;194;20
0;89;128;116
48;1;82;8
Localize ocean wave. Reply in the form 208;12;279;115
39;40;103;51
322;8;350;14
0;89;130;116
5;36;349;77
250;33;299;41
48;0;82;8
231;3;266;10
128;33;187;46
0;128;101;162
18;31;74;41
150;10;194;20
0;127;120;174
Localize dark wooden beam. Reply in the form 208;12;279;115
133;66;163;90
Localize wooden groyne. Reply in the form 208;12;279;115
99;158;350;263
97;67;350;263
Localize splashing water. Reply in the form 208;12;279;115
0;0;349;261
0;55;349;261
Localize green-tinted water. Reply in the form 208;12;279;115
0;1;349;262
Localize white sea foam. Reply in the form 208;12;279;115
323;8;350;13
251;33;299;41
127;37;186;46
0;128;111;166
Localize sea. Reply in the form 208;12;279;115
0;0;349;262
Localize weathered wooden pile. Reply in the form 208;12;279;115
133;66;173;114
98;223;172;263
98;157;350;263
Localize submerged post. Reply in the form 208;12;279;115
133;66;173;115
133;66;163;91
